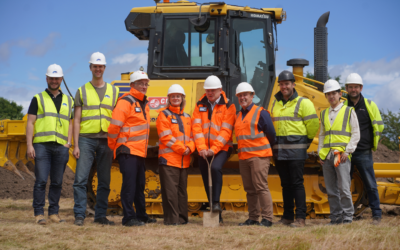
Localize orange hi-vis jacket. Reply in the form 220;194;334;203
156;106;196;168
235;104;273;160
108;88;150;159
192;91;236;154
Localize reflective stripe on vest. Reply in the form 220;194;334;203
79;82;119;133
33;91;72;144
319;105;352;160
235;105;272;160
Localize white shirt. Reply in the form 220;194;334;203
208;96;221;111
318;102;360;156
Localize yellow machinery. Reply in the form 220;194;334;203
1;1;400;218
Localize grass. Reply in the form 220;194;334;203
0;199;399;250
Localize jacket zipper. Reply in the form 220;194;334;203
182;114;185;169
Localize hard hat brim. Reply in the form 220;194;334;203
203;85;222;90
46;74;63;77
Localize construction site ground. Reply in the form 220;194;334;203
0;143;399;249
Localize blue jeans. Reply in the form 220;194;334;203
73;137;113;219
33;142;69;216
351;150;382;218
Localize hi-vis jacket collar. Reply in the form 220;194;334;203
198;90;229;105
158;105;183;115
275;88;299;103
126;87;146;102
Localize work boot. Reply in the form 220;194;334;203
259;219;273;227
211;202;222;213
325;217;343;226
219;213;223;224
274;218;294;226
371;217;381;225
74;217;84;226
290;218;305;228
123;219;145;227
342;220;352;225
49;214;66;223
140;217;157;224
94;217;115;225
239;219;260;226
35;215;46;225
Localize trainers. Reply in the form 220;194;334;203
290;218;305;228
371;217;381;225
94;217;115;225
74;217;84;226
49;214;66;223
239;219;260;226
35;215;46;225
140;217;157;224
259;218;273;227
123;219;145;227
275;218;294;226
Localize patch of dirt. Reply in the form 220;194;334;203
373;143;400;163
0;165;75;199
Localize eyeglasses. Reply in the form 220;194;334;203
135;82;150;87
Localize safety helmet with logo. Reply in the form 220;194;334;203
345;73;363;85
236;82;255;96
278;70;295;83
323;79;341;93
168;84;185;96
130;70;149;83
204;75;222;89
46;64;63;77
89;52;106;65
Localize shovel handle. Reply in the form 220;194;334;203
206;155;215;212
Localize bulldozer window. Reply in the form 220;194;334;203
162;18;216;67
230;18;270;110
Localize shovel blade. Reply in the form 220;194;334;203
203;211;219;228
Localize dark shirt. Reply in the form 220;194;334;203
240;103;276;149
28;89;73;119
347;94;373;151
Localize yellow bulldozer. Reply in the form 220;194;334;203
1;0;400;219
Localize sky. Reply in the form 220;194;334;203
1;0;399;113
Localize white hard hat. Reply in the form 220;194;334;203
89;52;106;65
204;75;222;89
130;70;149;83
345;73;363;85
168;84;185;96
323;79;341;93
46;64;63;77
236;82;254;96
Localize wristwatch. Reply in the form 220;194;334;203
67;142;72;148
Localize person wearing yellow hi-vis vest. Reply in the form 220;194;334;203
318;80;360;226
344;73;384;225
26;64;73;225
271;70;319;228
72;52;119;226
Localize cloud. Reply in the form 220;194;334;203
28;73;40;81
111;53;148;65
0;33;60;62
0;80;42;114
104;53;148;82
101;39;148;57
329;56;400;112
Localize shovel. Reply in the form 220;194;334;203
203;155;219;227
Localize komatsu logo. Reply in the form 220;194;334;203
250;14;269;19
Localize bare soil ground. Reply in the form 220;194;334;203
0;199;399;250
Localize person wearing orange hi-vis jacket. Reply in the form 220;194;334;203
108;70;156;227
192;75;236;222
156;84;195;225
318;80;360;226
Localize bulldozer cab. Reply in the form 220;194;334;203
125;3;280;110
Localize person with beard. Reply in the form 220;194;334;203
271;70;319;228
318;80;360;225
26;64;74;225
72;52;119;226
344;73;384;225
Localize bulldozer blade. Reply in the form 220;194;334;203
203;211;219;227
2;160;24;180
26;161;35;173
15;160;35;180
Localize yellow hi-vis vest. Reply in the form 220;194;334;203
344;98;384;151
33;91;73;145
318;105;353;160
79;82;119;133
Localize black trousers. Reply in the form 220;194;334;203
198;149;231;203
159;165;188;225
276;160;307;220
117;154;149;225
